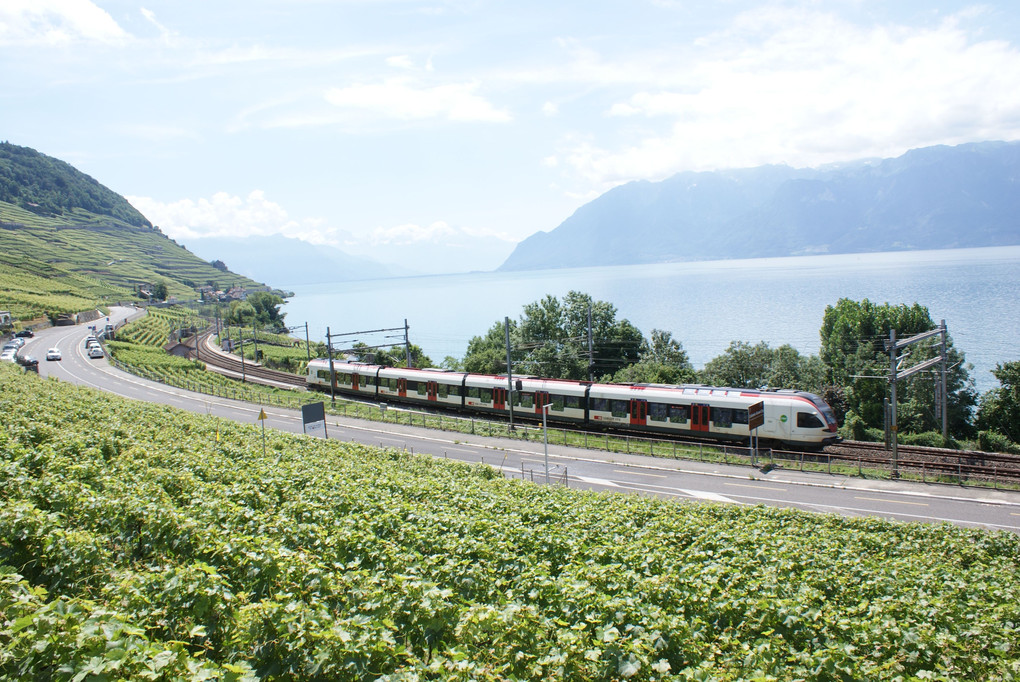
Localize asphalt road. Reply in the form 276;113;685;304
26;307;1020;534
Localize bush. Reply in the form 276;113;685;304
977;430;1020;454
900;431;959;449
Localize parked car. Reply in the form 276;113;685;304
0;349;17;363
7;338;25;349
87;345;104;359
46;348;62;361
17;355;38;372
14;329;34;338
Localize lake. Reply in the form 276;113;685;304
280;246;1020;395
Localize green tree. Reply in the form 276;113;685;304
699;341;824;391
461;292;644;381
976;361;1020;444
610;329;696;384
348;341;433;369
246;291;286;328
151;281;168;302
819;298;975;437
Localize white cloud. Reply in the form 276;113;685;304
556;8;1020;190
324;78;512;123
0;0;129;46
128;191;302;241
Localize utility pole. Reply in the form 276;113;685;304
304;322;311;366
326;326;336;404
404;318;411;368
885;320;950;477
505;316;515;430
587;304;594;382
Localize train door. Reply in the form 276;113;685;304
351;373;360;391
691;403;710;433
427;380;438;402
397;378;407;398
630;399;647;426
493;387;506;411
535;391;550;415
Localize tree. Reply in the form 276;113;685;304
610;329;696;384
819;298;976;437
151;281;168;302
699;341;824;391
246;291;286;328
976;361;1020;444
347;341;433;369
460;292;644;381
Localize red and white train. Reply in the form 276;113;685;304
305;359;840;448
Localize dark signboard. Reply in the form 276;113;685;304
748;401;765;430
302;401;328;438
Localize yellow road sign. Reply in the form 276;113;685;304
257;408;267;421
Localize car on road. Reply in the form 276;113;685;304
87;345;104;359
46;348;62;361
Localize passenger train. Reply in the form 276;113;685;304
305;359;840;449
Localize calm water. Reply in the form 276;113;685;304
281;247;1020;395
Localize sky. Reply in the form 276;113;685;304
4;0;1020;274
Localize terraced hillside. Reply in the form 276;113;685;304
0;143;264;321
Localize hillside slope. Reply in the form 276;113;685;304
0;143;264;320
500;140;1020;271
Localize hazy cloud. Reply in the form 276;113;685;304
0;0;129;46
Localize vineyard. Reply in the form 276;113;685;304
2;364;1019;680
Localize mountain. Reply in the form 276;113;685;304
182;235;401;285
0;142;264;321
499;141;1020;271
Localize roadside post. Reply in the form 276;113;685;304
748;401;765;466
257;407;268;460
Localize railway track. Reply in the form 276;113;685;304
823;439;1020;482
192;329;307;389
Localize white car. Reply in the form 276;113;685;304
87;345;104;359
46;348;62;361
1;349;17;363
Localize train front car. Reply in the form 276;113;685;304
588;383;839;449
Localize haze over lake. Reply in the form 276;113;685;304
281;247;1020;395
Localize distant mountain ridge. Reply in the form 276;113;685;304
499;141;1020;271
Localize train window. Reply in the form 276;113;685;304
416;382;427;396
448;385;460;397
611;400;628;418
668;405;689;423
317;370;329;380
480;388;492;403
712;407;733;428
797;412;824;428
519;392;534;408
551;395;565;411
438;384;448;398
591;398;608;412
466;386;480;399
564;395;581;410
649;403;668;421
733;410;748;425
388;378;399;390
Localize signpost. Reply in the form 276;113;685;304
748;401;765;464
257;407;268;459
302;401;328;439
